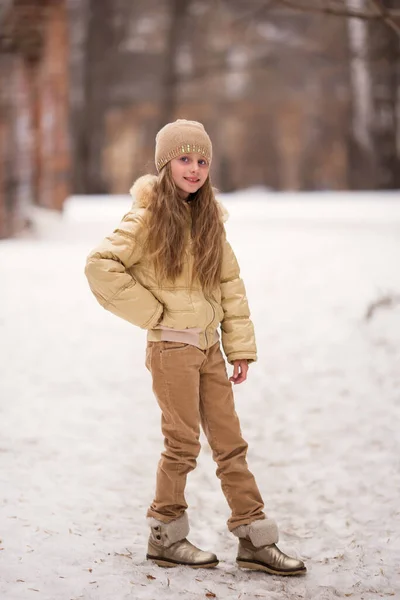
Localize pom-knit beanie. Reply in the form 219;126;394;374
155;119;212;172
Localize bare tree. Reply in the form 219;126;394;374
346;0;376;188
77;0;117;194
369;0;400;188
273;0;400;35
158;0;190;129
1;0;69;237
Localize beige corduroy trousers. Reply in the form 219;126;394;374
145;340;266;531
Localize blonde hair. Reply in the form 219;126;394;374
144;163;224;294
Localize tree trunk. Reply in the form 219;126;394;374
79;0;116;193
346;0;377;189
157;0;190;130
369;0;400;189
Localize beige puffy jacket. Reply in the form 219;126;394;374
84;175;257;364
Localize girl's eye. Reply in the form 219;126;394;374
199;159;208;166
180;156;188;162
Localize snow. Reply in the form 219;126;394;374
1;191;400;600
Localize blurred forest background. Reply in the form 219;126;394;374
0;0;399;238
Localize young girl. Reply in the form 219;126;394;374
85;119;306;576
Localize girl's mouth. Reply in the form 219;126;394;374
184;177;200;183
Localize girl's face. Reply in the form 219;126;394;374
170;153;210;198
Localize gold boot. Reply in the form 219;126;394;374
146;513;218;569
237;538;306;576
232;518;306;576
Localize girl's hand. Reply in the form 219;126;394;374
229;360;249;385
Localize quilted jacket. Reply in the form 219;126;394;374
84;174;257;364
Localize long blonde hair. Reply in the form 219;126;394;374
144;163;224;294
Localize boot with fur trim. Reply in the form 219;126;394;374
233;518;306;576
146;513;218;568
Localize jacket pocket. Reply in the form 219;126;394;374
157;289;195;313
211;288;224;322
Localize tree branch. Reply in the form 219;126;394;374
229;0;278;24
274;0;400;25
368;0;400;36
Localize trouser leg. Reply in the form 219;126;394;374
145;341;205;522
199;342;266;530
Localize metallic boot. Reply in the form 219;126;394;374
233;518;306;576
146;513;219;569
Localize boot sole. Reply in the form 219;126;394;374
237;558;307;576
147;554;219;569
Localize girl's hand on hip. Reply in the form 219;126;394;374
229;360;249;384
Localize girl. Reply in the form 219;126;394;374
85;119;306;576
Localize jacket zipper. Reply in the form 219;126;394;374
188;236;216;347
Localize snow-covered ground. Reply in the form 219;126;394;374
1;191;400;600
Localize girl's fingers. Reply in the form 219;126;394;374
235;369;247;384
232;363;239;378
229;360;249;384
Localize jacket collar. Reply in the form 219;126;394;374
129;174;229;222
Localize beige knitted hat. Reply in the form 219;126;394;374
155;119;212;172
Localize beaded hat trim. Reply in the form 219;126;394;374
157;143;211;171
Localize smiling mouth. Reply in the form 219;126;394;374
184;177;200;183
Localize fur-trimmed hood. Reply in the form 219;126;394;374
129;174;158;210
129;174;229;223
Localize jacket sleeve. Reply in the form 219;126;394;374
84;211;163;329
220;235;257;365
